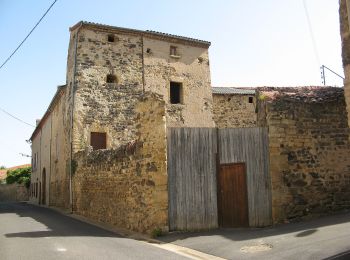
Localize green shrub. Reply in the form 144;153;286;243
6;167;31;188
151;228;163;238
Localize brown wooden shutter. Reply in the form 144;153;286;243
90;132;107;150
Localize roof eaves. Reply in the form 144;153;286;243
212;87;256;95
71;21;211;47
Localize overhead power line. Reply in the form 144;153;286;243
0;0;58;70
302;0;321;67
0;106;35;127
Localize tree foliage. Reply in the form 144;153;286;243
6;167;31;188
0;165;6;170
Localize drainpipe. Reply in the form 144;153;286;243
69;22;83;214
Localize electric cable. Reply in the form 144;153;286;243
0;0;58;70
0;106;35;127
302;0;321;67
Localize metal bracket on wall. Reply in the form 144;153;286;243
320;65;345;86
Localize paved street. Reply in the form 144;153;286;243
160;211;350;260
2;202;350;260
0;202;188;260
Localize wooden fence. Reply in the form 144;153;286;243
167;128;218;230
167;127;271;231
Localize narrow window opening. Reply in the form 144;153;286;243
248;96;253;103
146;48;151;54
106;74;117;83
170;82;182;104
170;46;177;56
91;132;107;150
107;34;115;42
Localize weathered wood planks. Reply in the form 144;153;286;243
167;128;218;231
167;127;271;230
218;127;271;227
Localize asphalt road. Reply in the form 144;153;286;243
159;211;350;260
0;202;187;260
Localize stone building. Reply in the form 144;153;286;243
29;21;213;233
212;87;256;128
340;0;350;127
30;20;350;234
257;86;350;223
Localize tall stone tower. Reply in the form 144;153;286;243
66;21;215;152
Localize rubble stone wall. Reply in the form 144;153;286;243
72;94;168;233
213;94;256;128
0;184;29;202
258;87;350;223
143;37;214;127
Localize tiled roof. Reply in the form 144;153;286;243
212;87;256;95
70;21;211;47
0;164;31;180
257;86;344;103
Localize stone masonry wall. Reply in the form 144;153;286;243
144;37;214;127
71;27;144;152
29;130;41;205
0;184;29;202
213;94;256;128
72;93;168;233
49;89;71;210
340;0;350;127
258;87;350;223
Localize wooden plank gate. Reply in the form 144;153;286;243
167;127;272;231
167;128;218;231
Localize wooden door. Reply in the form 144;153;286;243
218;163;249;227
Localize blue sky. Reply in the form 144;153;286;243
0;0;344;166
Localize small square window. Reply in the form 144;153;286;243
106;74;117;83
248;96;254;103
170;82;182;104
108;34;115;42
91;132;107;150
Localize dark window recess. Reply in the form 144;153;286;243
146;48;151;54
91;132;107;150
170;46;177;56
170;82;182;104
108;34;115;42
248;96;253;103
106;74;117;83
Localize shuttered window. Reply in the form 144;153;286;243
90;132;107;150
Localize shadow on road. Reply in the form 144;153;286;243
0;202;121;238
158;210;350;243
323;250;350;260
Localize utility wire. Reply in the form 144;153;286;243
302;0;321;67
0;0;58;70
0;106;35;127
